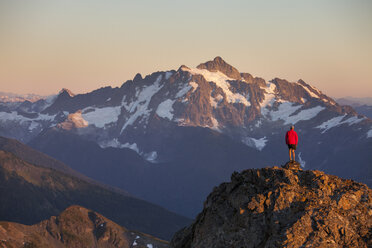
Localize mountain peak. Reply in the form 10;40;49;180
171;165;372;247
197;56;242;80
59;88;75;97
133;73;143;82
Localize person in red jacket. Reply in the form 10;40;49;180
285;125;298;162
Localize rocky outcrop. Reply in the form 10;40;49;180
0;205;169;248
171;162;372;248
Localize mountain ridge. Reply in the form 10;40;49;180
0;56;371;218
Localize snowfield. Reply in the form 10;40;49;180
82;106;122;128
0;111;56;131
316;115;365;133
242;136;268;151
367;129;372;138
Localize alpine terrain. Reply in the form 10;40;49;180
0;57;371;217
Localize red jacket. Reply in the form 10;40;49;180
285;130;298;145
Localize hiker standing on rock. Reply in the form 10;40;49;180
285;125;298;162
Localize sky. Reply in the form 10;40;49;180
0;0;371;98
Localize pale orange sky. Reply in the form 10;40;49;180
0;0;371;97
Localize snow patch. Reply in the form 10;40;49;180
121;143;140;153
144;151;157;162
255;119;262;128
316;115;366;133
210;94;223;108
99;139;140;153
210;117;220;131
298;83;319;98
269;102;302;122
189;81;199;92
260;82;277;115
175;84;192;98
367;129;372;138
121;75;163;133
284;106;325;125
165;71;173;80
298;152;306;168
28;121;40;131
147;245;153;248
322;98;335;105
82;106;121;128
99;139;157;162
269;102;324;125
156;99;175;120
185;68;250;106
242;136;267;151
0;111;55;130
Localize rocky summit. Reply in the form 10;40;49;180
171;163;372;248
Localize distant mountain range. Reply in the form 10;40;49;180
0;137;190;240
336;97;372;107
0;57;371;218
0;91;48;103
336;97;372;119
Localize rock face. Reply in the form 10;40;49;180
0;205;169;248
171;163;372;248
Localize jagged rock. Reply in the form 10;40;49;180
197;56;242;80
171;166;372;248
133;73;143;82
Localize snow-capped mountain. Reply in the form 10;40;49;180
1;57;371;217
0;91;47;103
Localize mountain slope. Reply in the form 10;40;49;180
0;150;190;240
171;162;372;247
29;126;270;218
0;205;169;248
0;136;85;177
